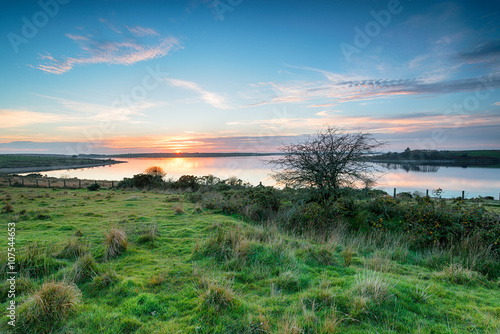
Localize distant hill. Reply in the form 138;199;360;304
80;152;283;158
370;149;500;167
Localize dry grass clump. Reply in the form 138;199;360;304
147;272;168;287
18;282;81;332
104;228;128;261
173;203;184;214
342;246;355;267
2;202;13;213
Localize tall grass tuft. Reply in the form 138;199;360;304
353;271;392;305
1;202;13;213
17;282;82;333
73;253;100;283
434;263;485;285
173;203;184;214
137;222;160;244
56;238;88;259
197;275;236;311
104;228;128;261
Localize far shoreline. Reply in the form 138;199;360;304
0;160;126;175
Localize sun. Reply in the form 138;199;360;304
175;150;182;154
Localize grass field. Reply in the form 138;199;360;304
0;155;119;170
0;186;499;333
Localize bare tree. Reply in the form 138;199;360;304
270;126;383;200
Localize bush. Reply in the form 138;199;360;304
87;183;100;191
117;173;165;189
175;175;199;190
104;229;128;261
17;282;81;333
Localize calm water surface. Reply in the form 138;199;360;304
34;157;500;198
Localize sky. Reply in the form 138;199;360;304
1;0;499;154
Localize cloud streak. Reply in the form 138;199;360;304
165;78;231;109
0;110;74;128
34;22;181;74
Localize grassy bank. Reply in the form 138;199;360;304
0;155;123;173
0;185;499;333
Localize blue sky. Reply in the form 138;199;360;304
1;0;499;154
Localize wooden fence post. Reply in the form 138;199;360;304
426;189;429;196
393;188;396;198
63;180;66;188
9;178;11;186
48;180;51;187
36;179;38;187
21;178;24;187
462;190;465;200
79;180;81;188
111;181;114;188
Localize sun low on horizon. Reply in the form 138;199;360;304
1;0;499;155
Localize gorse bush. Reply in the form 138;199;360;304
401;198;499;248
87;183;100;191
117;173;166;189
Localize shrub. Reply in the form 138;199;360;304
104;229;128;261
17;282;81;333
117;173;166;189
176;175;199;190
87;183;100;191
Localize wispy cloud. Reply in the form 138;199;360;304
227;111;500;135
37;95;155;123
242;65;500;107
125;25;160;37
165;78;231;109
0;110;73;128
34;21;181;74
458;40;500;62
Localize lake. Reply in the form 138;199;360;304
31;157;500;199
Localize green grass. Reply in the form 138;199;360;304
0;186;499;333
